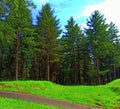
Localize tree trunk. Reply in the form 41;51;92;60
96;57;100;84
46;53;50;81
113;64;116;79
0;51;2;80
21;55;26;80
15;33;19;80
113;56;116;79
8;54;12;80
77;46;81;84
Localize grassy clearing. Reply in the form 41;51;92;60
0;97;63;109
0;79;120;109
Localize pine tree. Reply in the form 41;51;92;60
36;3;61;81
0;1;15;80
85;10;120;84
5;0;34;80
105;22;120;81
85;10;109;84
61;17;87;84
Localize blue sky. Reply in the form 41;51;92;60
32;0;120;30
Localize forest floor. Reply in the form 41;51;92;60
0;90;102;109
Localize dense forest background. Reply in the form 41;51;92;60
0;0;120;85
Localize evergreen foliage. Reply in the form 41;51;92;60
0;2;120;84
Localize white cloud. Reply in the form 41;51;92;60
40;0;48;3
75;0;120;30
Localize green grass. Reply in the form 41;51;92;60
0;97;63;109
107;79;120;87
107;79;120;94
0;79;120;109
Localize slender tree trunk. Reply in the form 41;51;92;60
113;63;116;79
77;46;81;84
77;58;81;84
38;57;41;79
0;50;2;80
21;55;26;80
46;53;50;81
96;57;100;84
109;73;112;82
113;56;116;79
15;33;19;80
83;59;88;84
8;54;12;80
26;59;28;79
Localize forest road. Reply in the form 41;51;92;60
0;90;103;109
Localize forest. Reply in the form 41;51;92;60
0;0;120;85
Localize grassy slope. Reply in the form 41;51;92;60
0;97;63;109
0;79;120;109
106;79;120;108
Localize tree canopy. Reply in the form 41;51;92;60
0;2;120;85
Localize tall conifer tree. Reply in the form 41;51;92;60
36;3;61;80
6;0;34;80
85;10;120;84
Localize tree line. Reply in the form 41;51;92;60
0;0;120;85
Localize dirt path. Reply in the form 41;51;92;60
0;90;102;109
